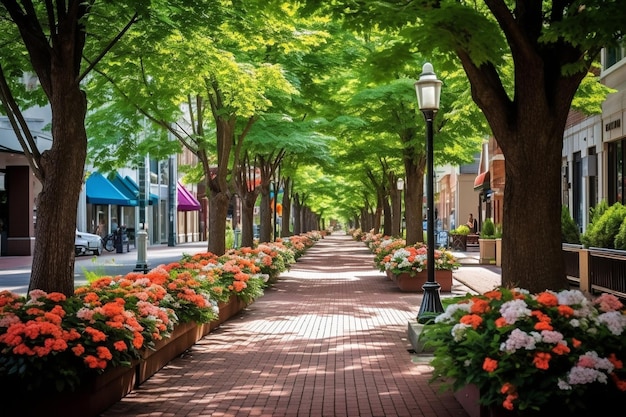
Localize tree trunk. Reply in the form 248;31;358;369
391;185;401;237
500;128;567;292
259;183;272;243
293;194;302;235
207;190;229;255
29;84;87;295
382;191;392;236
404;157;426;246
280;179;292;237
240;192;257;248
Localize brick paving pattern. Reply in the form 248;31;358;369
102;234;470;417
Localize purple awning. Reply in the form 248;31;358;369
177;182;201;211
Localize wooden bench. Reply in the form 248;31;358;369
466;234;479;246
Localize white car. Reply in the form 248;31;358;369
75;230;103;256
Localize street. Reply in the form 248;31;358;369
0;241;208;295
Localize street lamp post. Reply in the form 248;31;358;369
415;62;444;323
397;177;404;237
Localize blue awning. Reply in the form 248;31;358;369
124;176;159;205
111;174;139;206
86;172;135;206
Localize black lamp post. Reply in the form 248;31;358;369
397;177;404;237
415;62;444;323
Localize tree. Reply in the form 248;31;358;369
87;3;336;255
302;0;621;292
0;1;166;295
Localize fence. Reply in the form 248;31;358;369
563;244;626;300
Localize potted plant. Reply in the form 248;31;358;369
479;218;497;264
382;245;459;291
420;287;626;417
450;225;471;251
370;237;407;278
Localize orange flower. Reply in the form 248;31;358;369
557;305;574;317
460;314;483;329
608;353;623;369
132;331;144;349
532;352;551;370
46;292;66;303
535;292;558;307
551;343;570;355
495;317;508;328
483;357;498;372
96;346;112;360
84;326;107;342
72;344;85;356
470;298;490;314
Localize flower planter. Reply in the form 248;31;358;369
6;295;251;417
138;320;201;384
451;234;467;251
6;360;138;417
392;270;453;292
479;238;497;264
495;238;502;266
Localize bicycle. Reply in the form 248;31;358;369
101;233;116;252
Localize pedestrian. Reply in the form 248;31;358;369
466;213;478;233
95;219;107;238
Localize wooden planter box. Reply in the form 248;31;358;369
6;294;249;417
450;234;467;251
392;270;453;292
6;360;138;417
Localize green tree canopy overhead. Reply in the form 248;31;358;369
299;0;623;292
0;0;201;295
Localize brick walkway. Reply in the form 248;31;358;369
102;234;470;417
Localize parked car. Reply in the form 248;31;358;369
75;230;103;256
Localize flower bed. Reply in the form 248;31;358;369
421;287;626;416
1;232;321;416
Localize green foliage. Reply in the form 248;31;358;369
450;225;470;236
614;220;626;250
561;206;581;244
226;221;234;249
581;202;626;248
589;200;610;225
479;218;495;238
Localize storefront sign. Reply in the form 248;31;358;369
605;119;621;131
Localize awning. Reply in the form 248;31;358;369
177;182;201;211
86;172;135;206
124;176;159;205
473;171;491;191
110;174;138;206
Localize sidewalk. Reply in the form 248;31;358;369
0;241;209;271
99;234;501;417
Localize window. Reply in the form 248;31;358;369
605;44;624;70
608;140;625;205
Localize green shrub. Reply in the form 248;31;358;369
561;206;580;244
589;200;609;225
581;202;626;248
480;218;496;238
614;219;626;250
451;225;471;235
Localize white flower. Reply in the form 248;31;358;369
595;311;626;336
451;323;471;342
499;299;531;324
500;328;538;352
